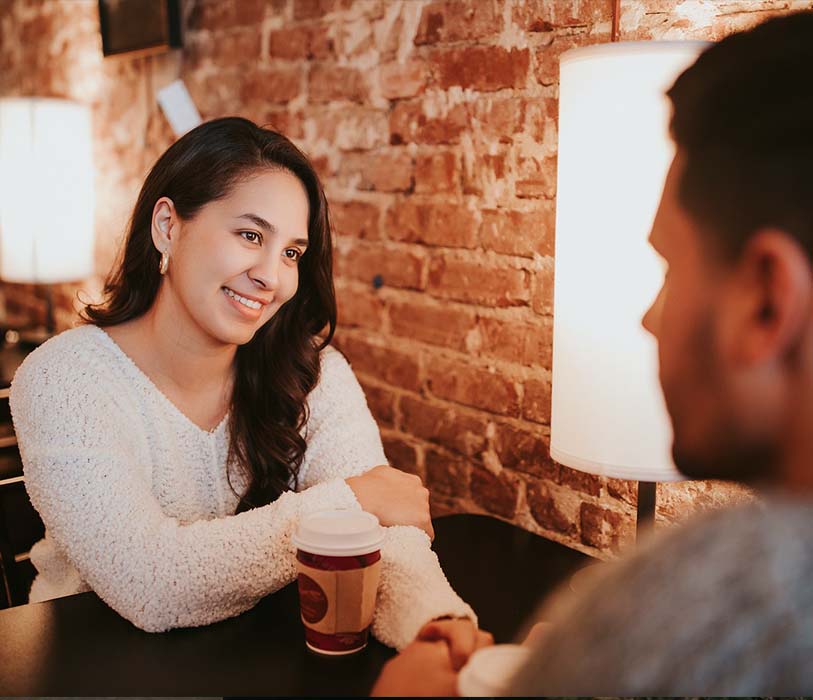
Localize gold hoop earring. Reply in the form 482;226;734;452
159;250;170;275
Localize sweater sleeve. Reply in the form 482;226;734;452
299;347;477;649
9;345;361;633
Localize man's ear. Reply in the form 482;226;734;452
720;229;812;367
151;197;177;252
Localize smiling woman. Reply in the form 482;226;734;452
8;118;477;649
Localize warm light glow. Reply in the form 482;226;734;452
551;42;707;482
0;97;95;283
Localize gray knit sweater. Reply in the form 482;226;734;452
509;496;813;695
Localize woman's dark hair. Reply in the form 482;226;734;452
82;117;336;511
667;10;813;261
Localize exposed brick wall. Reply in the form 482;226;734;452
2;0;807;558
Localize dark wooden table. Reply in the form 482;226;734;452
0;513;588;696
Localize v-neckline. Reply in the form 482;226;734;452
91;325;230;437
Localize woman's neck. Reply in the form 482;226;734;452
122;286;237;396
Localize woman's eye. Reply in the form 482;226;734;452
240;231;262;244
284;248;302;262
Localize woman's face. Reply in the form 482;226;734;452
156;169;310;347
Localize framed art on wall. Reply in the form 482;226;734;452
98;0;182;57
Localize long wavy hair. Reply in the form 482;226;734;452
82;117;336;512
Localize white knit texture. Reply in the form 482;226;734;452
10;325;475;647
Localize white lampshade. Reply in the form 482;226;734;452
551;42;708;483
0;97;95;283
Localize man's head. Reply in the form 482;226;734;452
643;11;813;484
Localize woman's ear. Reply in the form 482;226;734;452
151;197;177;252
722;228;812;367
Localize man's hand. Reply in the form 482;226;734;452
371;640;459;697
522;620;554;647
417;618;494;670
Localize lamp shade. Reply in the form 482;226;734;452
550;42;708;483
0;97;95;283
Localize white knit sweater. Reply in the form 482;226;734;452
9;324;475;648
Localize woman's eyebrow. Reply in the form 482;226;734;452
236;212;275;232
236;213;308;246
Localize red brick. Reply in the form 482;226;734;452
476;316;552;367
388;297;476;352
330;200;380;240
426;448;471;498
428;257;529;307
268;24;334;60
415;1;503;44
380;60;428;100
186;29;262;68
293;0;353;20
515;156;557;199
382;434;421;477
309;64;368;103
527;481;577;536
188;0;268;30
530;259;554;315
312;155;333;182
522;376;551;425
240;67;302;104
431;47;530;92
268;26;312;60
470;97;526;144
256;108;304;139
707;10;787;42
305;105;389;151
534;36;583;87
400;395;488;458
390;100;468;145
606;477;638;507
471;467;519;519
337;335;421;392
512;0;611;31
493;423;557;479
386;201;477;249
336;283;385;331
336;240;425;290
463;150;509;198
525;97;560;144
523;316;553;368
185;69;241;118
557;466;602;497
415;151;458;194
480;205;555;258
340;150;413;192
426;356;520;417
359;380;396;428
580;503;633;553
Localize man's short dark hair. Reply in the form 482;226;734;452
667;11;813;260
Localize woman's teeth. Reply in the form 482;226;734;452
223;287;262;310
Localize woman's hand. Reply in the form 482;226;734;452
345;465;434;540
417;618;494;670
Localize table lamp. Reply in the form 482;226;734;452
551;42;708;537
0;97;95;344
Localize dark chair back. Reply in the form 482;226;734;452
0;387;44;607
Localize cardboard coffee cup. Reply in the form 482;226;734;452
292;509;385;655
457;644;532;696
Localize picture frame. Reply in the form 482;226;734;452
98;0;182;58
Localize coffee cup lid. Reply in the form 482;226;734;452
457;644;532;697
292;509;385;557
